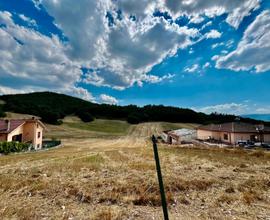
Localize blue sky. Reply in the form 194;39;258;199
0;0;270;115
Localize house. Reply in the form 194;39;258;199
197;122;270;145
0;118;46;150
161;129;196;144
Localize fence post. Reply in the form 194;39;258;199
151;135;169;220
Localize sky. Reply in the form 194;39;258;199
0;0;270;115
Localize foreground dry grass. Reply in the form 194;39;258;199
0;122;270;219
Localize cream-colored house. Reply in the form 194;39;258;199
197;122;270;145
0;118;46;150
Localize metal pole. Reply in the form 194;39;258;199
151;135;169;220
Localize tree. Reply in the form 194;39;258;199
127;112;142;124
77;110;94;122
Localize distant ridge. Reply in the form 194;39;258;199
242;114;270;122
0;92;268;125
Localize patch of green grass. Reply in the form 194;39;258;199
80;154;105;164
65;119;131;135
161;122;199;131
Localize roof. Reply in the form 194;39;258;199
0;119;46;134
168;128;196;137
0;119;25;134
197;122;270;133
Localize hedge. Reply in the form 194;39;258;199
0;142;29;155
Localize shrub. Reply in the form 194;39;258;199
0;142;29;155
127;112;142;124
77;110;94;122
0;105;6;118
40;110;61;125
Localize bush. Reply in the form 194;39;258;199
0;105;6;118
127;112;142;124
40;110;61;125
0;111;6;118
77;110;94;122
0;142;29;155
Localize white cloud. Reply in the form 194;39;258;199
18;14;37;26
0;11;13;25
189;15;204;24
212;42;224;49
0;0;265;98
70;87;95;102
163;0;260;28
196;103;248;115
31;0;199;90
140;73;175;84
255;107;270;114
184;64;199;73
205;30;222;39
203;62;210;69
38;0;111;61
216;10;270;73
99;94;119;105
201;21;212;30
0;85;28;95
0;11;87;99
211;55;220;61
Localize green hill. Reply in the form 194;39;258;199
0;92;266;125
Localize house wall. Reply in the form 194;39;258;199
7;125;24;142
23;122;43;150
35;123;43;149
23;122;35;144
220;132;231;143
197;130;212;140
264;134;270;143
0;134;7;141
197;130;221;140
230;133;258;144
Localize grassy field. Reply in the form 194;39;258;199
64;117;131;136
160;122;200;130
0;116;269;219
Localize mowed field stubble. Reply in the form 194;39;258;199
0;116;270;219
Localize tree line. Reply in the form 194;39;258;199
0;92;266;125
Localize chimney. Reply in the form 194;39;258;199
5;119;10;131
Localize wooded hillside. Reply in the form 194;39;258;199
0;92;264;125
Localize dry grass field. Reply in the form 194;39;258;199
0;116;270;219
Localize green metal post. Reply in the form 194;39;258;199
152;135;169;220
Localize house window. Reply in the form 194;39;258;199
37;124;39;128
37;144;40;149
38;132;41;138
224;133;228;140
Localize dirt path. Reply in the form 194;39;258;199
0;123;162;172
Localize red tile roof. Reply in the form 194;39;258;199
198;122;270;133
0;119;25;134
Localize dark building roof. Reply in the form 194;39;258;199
0;119;46;134
0;119;25;134
198;122;270;133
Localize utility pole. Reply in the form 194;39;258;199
151;135;169;220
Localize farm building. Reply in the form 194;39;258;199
0;118;46;150
197;122;270;145
161;128;196;144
